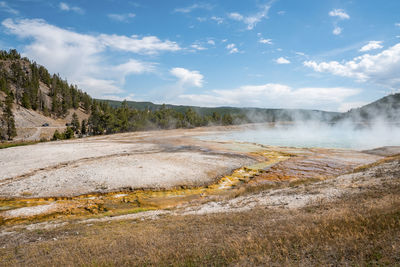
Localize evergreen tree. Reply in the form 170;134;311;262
21;90;31;109
4;94;17;140
0;77;8;94
52;130;62;141
212;112;221;123
222;114;233;125
63;127;74;139
71;112;80;133
81;119;87;135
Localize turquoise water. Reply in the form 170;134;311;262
201;124;400;149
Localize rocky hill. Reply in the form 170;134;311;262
0;49;91;140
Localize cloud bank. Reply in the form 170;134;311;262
304;43;400;90
178;83;360;111
2;18;180;98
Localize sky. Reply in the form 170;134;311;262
0;0;399;112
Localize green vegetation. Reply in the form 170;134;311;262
86;101;231;135
100;99;340;123
0;141;38;149
2;94;17;140
71;112;80;134
51;127;75;141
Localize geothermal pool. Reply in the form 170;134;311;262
202;123;400;149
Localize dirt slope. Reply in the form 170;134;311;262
12;105;89;141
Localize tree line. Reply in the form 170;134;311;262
52;102;234;140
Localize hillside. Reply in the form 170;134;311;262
333;93;400;124
0;50;92;140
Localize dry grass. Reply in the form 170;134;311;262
353;154;400;173
1;185;399;266
0;141;38;150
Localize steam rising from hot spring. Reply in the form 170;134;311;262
202;121;400;149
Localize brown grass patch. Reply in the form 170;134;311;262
0;184;399;266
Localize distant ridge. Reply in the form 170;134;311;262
97;99;340;123
334;93;400;123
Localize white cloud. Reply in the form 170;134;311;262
190;44;206;51
113;59;155;83
228;4;271;30
210;16;223;24
259;38;272;44
226;43;238;54
98;34;180;55
207;40;215;45
78;78;123;95
108;13;136;22
101;93;136;102
304;43;400;89
329;9;350;20
59;2;84;14
333;26;342;35
329;9;348;35
228;12;243;21
277;11;285;15
359;41;383;52
276;57;290;64
178;83;360;110
0;1;19;15
174;3;213;13
1;18;180;97
170;67;204;88
396;23;400;27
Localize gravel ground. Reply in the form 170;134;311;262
0;129;256;198
0;151;253;198
178;158;400;215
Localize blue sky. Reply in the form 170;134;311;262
0;0;399;111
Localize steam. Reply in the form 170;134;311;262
204;109;400;150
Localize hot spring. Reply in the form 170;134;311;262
201;122;400;149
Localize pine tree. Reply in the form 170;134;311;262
0;77;8;93
222;114;233;125
21;90;31;109
52;130;62;141
63;127;74;139
4;94;17;140
71;112;80;133
81;119;87;135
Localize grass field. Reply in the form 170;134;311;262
1;181;399;266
